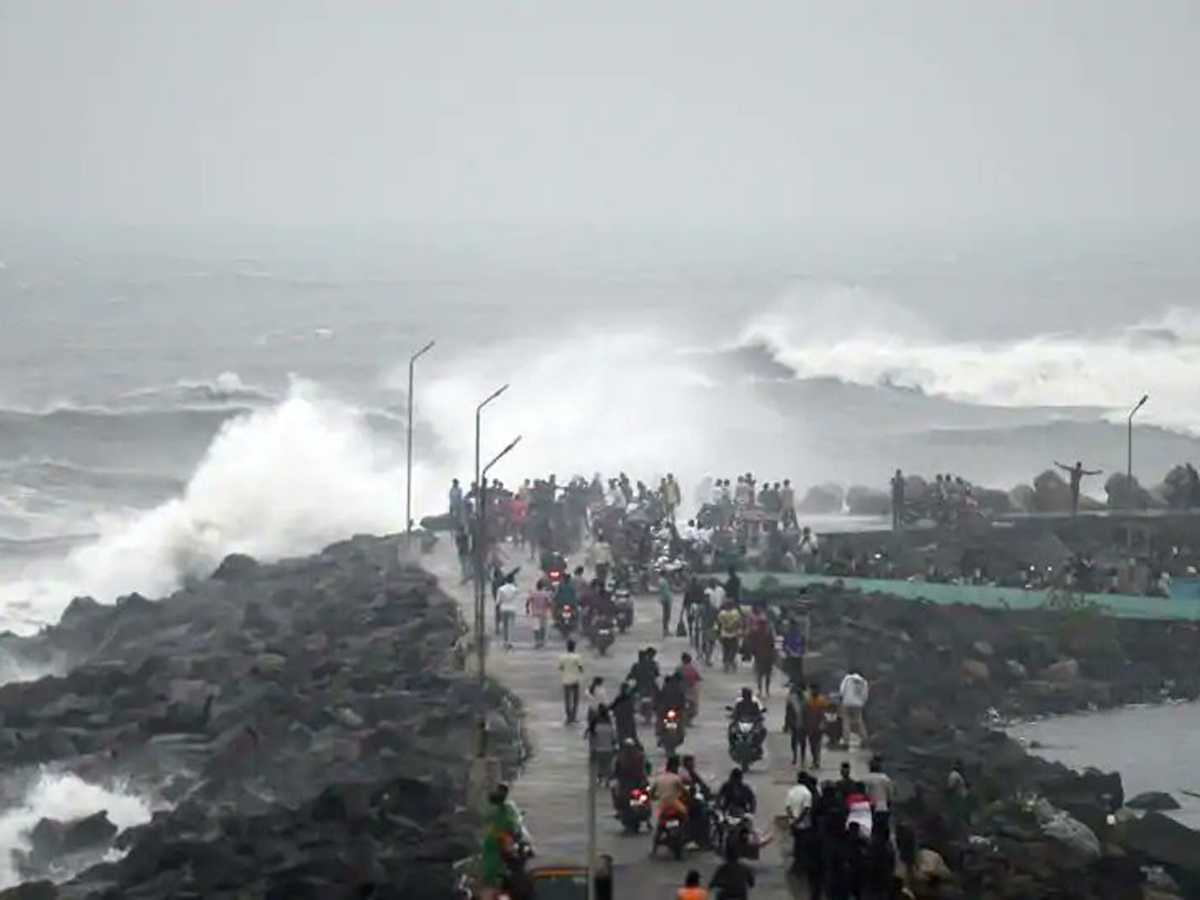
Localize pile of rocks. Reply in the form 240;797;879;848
0;536;521;899
772;584;1200;899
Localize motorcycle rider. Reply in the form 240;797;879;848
649;755;689;844
728;688;767;743
716;767;757;817
658;671;688;719
680;755;714;849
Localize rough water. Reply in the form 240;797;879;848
1010;702;1200;828
3;225;1200;635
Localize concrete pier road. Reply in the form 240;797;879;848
429;545;868;899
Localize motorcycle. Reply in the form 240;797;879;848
657;707;685;754
554;603;577;638
614;783;653;834
713;807;761;861
726;714;764;769
612;588;634;633
684;780;716;850
652;810;686;859
590;615;615;655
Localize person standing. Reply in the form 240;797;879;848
454;525;472;584
746;611;777;697
838;669;870;749
780;479;797;529
496;574;520;650
526;578;552;649
1055;460;1102;515
800;683;828;770
717;602;743;673
558;639;584;725
658;573;675;638
890;469;905;531
860;755;895;836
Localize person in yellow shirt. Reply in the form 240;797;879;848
717;603;743;673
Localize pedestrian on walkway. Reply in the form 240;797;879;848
658;572;674;638
709;848;755;899
717;601;743;673
799;682;829;770
496;574;520;650
838;668;870;749
526;579;551;649
558;639;584;725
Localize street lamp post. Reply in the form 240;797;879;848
404;340;436;557
471;385;510;753
476;434;521;756
1127;394;1149;507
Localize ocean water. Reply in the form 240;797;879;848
3;225;1200;634
1010;702;1200;829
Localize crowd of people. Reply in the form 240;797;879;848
465;502;974;900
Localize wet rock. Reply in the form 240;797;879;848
1042;658;1081;682
1005;659;1029;680
1127;791;1181;812
28;811;117;862
971;639;995;658
1117;812;1200;880
0;882;58;900
211;553;260;581
962;659;990;683
252;653;288;676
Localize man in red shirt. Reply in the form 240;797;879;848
678;652;702;719
526;578;552;649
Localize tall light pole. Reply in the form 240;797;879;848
404;340;435;557
476;433;521;756
1127;394;1149;507
472;385;509;750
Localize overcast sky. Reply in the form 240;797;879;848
2;1;1198;227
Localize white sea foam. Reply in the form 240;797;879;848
0;380;439;631
0;772;152;888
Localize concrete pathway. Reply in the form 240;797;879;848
429;545;869;899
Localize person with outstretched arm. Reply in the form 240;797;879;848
1054;460;1102;515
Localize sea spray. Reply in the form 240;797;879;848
0;381;440;632
0;772;152;888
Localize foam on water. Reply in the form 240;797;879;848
0;772;152;888
0;380;440;631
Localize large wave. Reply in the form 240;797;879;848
738;296;1200;434
0;382;439;632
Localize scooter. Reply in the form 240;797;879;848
555;603;577;638
590;615;615;655
614;784;653;834
652;811;686;859
657;707;685;754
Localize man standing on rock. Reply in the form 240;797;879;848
838;669;870;749
558;639;585;725
1055;459;1103;515
891;469;905;531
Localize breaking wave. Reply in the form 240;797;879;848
0;772;152;889
736;298;1200;434
0;381;440;632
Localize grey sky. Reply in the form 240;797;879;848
2;1;1198;227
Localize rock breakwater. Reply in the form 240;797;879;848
0;535;520;899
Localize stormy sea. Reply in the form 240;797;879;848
3;224;1200;875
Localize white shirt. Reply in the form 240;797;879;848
785;783;813;822
497;582;520;615
558;652;584;686
705;584;727;609
840;673;869;708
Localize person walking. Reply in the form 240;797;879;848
709;849;756;899
558;639;584;725
658;573;675;639
496;574;520;650
746;610;776;697
717;602;743;673
800;682;828;770
526;578;552;649
838;669;870;749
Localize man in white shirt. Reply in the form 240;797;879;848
838;670;870;748
496;575;520;650
785;771;813;825
558;639;585;725
860;754;895;834
705;581;727;612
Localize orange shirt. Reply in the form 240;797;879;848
677;888;708;900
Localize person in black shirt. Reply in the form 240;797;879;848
710;849;755;899
724;566;742;604
716;767;757;815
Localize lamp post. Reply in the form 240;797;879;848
404;340;435;557
472;384;510;753
476;434;521;756
1127;394;1149;507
